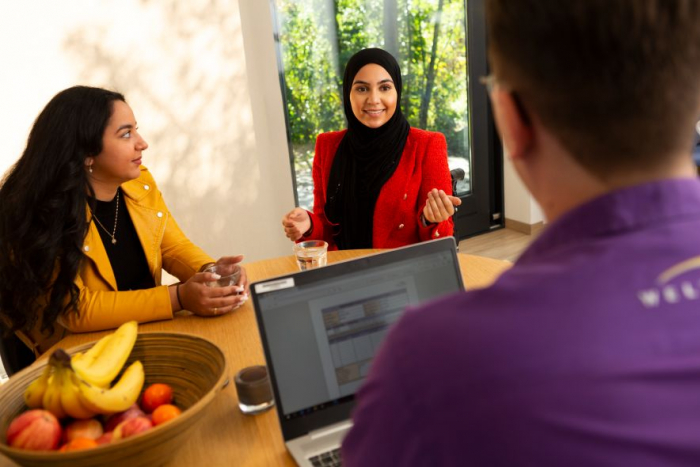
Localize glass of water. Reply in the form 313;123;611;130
204;264;241;288
293;240;328;271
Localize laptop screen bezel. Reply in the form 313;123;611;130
251;237;463;441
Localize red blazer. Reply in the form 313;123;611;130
306;127;454;249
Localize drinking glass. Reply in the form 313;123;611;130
293;240;328;271
235;365;275;415
204;264;241;288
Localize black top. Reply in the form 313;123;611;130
90;189;156;291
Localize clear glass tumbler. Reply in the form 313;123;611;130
204;264;241;288
293;240;328;271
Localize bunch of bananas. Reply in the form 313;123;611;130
23;321;144;419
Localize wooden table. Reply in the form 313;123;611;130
0;250;510;467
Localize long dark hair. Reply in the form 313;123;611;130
0;86;125;337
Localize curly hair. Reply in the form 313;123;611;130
0;86;125;338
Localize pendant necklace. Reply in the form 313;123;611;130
90;189;120;245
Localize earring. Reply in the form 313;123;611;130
88;166;93;174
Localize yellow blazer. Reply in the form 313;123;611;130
20;167;214;355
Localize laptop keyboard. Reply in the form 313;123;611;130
309;448;342;467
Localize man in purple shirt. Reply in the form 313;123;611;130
342;1;700;466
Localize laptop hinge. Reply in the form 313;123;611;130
309;420;353;440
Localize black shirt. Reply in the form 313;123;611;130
90;189;156;291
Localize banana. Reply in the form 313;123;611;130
77;360;145;414
59;369;98;419
24;364;52;408
71;333;115;385
42;372;67;419
71;320;138;387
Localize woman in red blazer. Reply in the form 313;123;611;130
282;48;460;250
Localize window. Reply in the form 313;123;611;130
272;0;501;238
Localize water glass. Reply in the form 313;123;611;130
293;240;328;271
204;264;241;288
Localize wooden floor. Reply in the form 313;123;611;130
458;226;542;263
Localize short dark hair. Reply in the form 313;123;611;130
486;0;700;178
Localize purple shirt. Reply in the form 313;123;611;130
342;178;700;467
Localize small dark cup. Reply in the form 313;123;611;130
234;365;275;415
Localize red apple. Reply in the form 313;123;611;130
95;432;113;445
6;410;62;451
112;417;153;440
103;403;146;433
63;418;103;443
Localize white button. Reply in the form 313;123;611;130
434;231;440;238
157;211;163;218
403;193;407;200
84;245;90;252
144;185;150;190
398;224;404;229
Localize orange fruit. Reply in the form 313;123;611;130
141;383;174;413
59;437;98;452
151;404;182;426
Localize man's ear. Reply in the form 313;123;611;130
490;89;533;160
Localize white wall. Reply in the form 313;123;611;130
502;148;544;225
239;0;296;231
0;0;295;264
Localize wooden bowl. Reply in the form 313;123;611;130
0;332;227;467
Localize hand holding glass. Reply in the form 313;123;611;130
204;264;242;288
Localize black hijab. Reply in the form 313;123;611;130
325;48;411;249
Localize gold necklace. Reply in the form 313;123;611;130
90;189;120;245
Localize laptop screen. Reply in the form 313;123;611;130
252;238;463;439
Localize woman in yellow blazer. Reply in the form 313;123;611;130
0;86;247;359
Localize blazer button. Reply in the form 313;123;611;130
403;193;407;200
157;211;163;218
434;231;440;238
144;184;150;190
84;245;90;252
398;224;404;229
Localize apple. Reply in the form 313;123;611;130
112;417;153;440
103;403;146;433
63;418;103;443
95;432;113;445
6;410;62;451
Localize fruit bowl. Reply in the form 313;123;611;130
0;332;227;467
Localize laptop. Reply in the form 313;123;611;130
251;237;464;467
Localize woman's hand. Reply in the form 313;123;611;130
282;208;311;241
177;255;248;317
423;189;462;224
213;255;249;295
